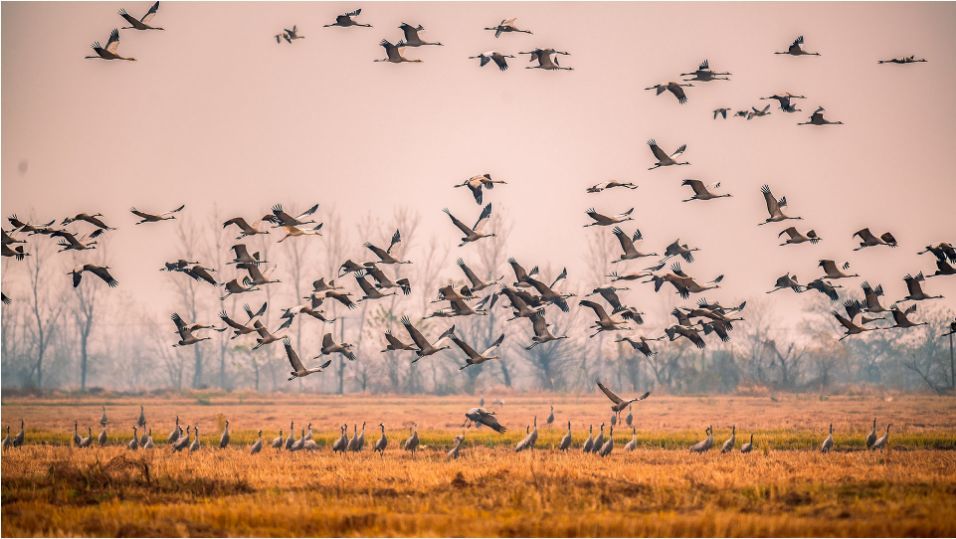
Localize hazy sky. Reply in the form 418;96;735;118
3;2;955;326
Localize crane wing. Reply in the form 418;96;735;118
682;179;708;196
473;203;493;231
89;266;118;287
596;381;625;405
141;1;159;23
119;11;140;27
354;273;377;295
579;299;609;320
401;316;430;350
760;185;780;215
284;339;305;371
443;209;473;235
612;226;636;255
450;335;480;358
481;334;505;356
219;312;248;331
530;312;549;337
854;228;877;242
647;139;669;162
105;29;121;54
170;313;189;339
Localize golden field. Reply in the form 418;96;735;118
2;393;956;537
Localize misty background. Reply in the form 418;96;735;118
2;2;954;395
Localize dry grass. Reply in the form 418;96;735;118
2;393;955;537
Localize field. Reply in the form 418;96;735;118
2;393;956;537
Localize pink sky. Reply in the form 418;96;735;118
2;2;955;324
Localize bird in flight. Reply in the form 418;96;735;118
324;9;371;28
130;204;185;224
375;39;422;64
85;29;136;61
647;139;689;170
484;18;532;38
119;1;163;31
775;35;820;56
645;82;693;104
469;51;515;71
798;106;843;126
596;380;651;415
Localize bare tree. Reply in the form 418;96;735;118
475;213;512;389
519;304;583;391
902;306;955;395
280;203;319;373
170;219;207;389
150;313;185;390
252;231;279;391
763;339;804;390
584;228;620;383
68;241;109;392
204;209;235;390
404;233;450;393
318;207;350;394
1;256;32;385
25;239;64;389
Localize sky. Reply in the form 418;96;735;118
2;1;955;329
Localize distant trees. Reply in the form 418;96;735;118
68;246;107;392
26;239;63;389
169;219;207;389
901;306;955;395
1;208;952;397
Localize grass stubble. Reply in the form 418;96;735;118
2;393;955;537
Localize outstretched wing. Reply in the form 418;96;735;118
88;266;118;287
219;312;248;331
778;227;799;239
119;10;140;27
761;184;780;216
354;273;377;295
384;331;408;349
170;313;188;339
223;217;249;231
443;209;473;235
833;311;855;331
853;228;873;241
612;226;636;254
579;299;609;320
105;29;121;54
450;335;480;358
596;381;624;405
297;203;319;219
530;312;550;337
481;334;505;356
284;338;305;371
387;229;401;253
682;179;707;196
141;1;159;23
457;258;483;286
401;316;430;350
647;139;669;162
473;203;493;231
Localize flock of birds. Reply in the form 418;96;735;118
3;4;953;459
83;4;572;71
2;392;895;457
8;4;956;365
